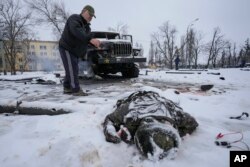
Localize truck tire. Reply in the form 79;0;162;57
122;64;139;78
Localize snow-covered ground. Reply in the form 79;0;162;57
0;68;249;167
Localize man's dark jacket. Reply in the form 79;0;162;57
59;14;93;58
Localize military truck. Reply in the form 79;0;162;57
85;31;146;78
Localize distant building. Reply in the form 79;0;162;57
0;40;63;72
27;40;63;71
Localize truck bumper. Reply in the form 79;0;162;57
98;57;146;64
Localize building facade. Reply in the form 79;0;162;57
0;40;63;72
27;40;63;71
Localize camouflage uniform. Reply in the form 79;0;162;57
103;91;198;159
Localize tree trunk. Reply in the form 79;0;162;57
0;105;71;115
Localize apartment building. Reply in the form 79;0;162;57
27;40;63;71
0;40;26;72
0;40;63;72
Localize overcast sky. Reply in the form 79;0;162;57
38;0;250;55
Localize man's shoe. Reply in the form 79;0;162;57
72;90;88;96
64;88;72;94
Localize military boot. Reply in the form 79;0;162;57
63;87;72;94
72;89;88;96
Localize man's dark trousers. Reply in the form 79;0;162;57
59;46;80;93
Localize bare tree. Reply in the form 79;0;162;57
25;0;69;39
232;43;238;66
179;35;186;67
184;28;204;69
151;32;167;67
211;38;227;68
134;43;144;57
243;38;250;62
134;42;145;68
155;47;163;67
108;22;129;35
193;32;203;69
148;40;155;66
0;0;32;75
21;38;35;72
219;50;226;68
205;27;226;68
219;41;241;68
152;21;177;69
185;28;195;68
226;42;232;67
148;42;162;67
237;49;244;66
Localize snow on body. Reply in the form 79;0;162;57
0;68;250;167
103;91;197;160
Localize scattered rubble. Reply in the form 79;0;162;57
166;71;195;74
207;72;220;75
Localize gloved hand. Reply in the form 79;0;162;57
104;123;121;143
105;132;121;143
117;125;132;143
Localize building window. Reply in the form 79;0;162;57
16;45;22;53
40;45;47;50
31;45;35;49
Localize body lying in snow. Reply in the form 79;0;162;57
103;91;198;160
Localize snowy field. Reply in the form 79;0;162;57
0;68;249;167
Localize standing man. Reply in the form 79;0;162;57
59;5;100;96
175;56;180;70
174;47;180;70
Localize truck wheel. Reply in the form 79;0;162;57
122;64;139;78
